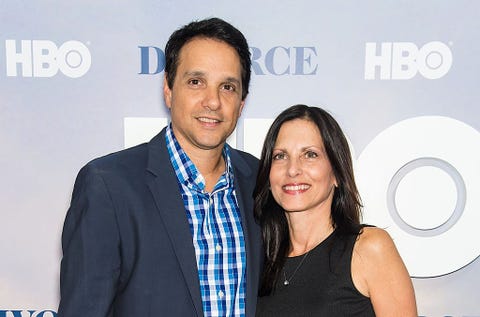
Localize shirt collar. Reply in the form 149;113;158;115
165;123;234;191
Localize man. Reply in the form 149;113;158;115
58;17;262;316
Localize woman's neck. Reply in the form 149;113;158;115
286;209;333;256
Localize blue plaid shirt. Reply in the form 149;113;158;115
166;124;246;317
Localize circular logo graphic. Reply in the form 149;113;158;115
387;157;465;237
57;41;91;78
417;41;452;79
355;116;480;277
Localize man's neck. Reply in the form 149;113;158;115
188;147;226;193
169;125;228;192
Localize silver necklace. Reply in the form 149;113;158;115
283;251;310;286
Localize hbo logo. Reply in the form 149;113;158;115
364;41;452;80
5;40;91;78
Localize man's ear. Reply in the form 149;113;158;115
163;74;172;109
238;99;245;116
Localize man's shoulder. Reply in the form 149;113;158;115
231;148;258;163
83;129;167;174
80;142;152;178
230;147;258;164
229;147;259;177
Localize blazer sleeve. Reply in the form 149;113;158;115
58;163;121;317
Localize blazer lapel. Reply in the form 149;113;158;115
146;129;203;317
231;150;261;317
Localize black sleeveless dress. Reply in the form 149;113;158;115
256;231;375;316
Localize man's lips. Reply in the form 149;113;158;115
197;117;221;123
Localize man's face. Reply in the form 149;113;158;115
164;37;245;154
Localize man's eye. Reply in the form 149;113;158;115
188;79;200;85
223;84;236;91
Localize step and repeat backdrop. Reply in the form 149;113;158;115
1;1;479;316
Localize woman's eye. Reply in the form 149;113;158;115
305;151;318;159
272;152;285;160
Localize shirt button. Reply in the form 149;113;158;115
218;290;225;299
216;244;222;252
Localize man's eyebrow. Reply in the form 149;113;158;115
181;71;241;86
182;70;205;78
225;77;241;85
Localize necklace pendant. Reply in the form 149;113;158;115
283;250;310;287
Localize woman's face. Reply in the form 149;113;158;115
269;118;337;215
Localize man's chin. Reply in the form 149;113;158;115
193;132;230;150
196;140;226;151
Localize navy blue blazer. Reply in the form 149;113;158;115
58;128;262;316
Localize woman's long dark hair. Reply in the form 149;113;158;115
253;104;363;296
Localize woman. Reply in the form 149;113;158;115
254;105;417;316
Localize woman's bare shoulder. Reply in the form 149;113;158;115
355;226;397;261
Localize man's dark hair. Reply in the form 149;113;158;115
164;17;251;100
